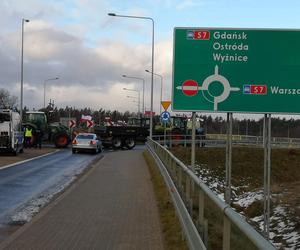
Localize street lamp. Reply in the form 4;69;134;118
123;88;140;114
126;96;139;113
20;18;29;126
145;69;163;114
122;75;145;114
108;12;154;138
44;77;59;108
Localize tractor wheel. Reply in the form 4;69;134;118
125;138;135;150
112;137;122;149
54;133;69;148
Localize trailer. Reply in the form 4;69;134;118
93;125;140;150
0;109;24;155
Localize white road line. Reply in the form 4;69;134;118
0;150;60;171
176;86;203;90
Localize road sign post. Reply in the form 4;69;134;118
173;28;300;114
191;112;196;172
171;28;299;241
160;111;170;147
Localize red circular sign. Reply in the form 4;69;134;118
182;80;198;96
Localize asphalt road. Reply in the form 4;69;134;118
0;148;101;229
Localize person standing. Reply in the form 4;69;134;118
34;126;43;149
24;126;33;148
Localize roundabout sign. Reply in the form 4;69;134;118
160;111;170;123
177;65;240;111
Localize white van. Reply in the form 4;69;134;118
0;109;24;155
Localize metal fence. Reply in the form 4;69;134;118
147;138;276;250
152;134;300;148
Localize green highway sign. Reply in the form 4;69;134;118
172;28;300;114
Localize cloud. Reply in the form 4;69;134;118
176;0;204;10
0;15;172;112
0;1;176;113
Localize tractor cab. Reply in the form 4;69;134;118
127;117;151;128
170;116;187;132
24;111;48;131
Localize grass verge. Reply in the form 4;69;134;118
143;150;188;250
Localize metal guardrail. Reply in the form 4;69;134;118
207;134;300;147
147;138;276;250
152;134;300;148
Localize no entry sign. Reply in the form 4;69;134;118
178;80;199;96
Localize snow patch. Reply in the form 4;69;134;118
9;163;88;225
235;191;263;207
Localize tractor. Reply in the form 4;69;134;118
23;111;71;148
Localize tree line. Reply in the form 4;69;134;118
44;107;300;138
1;88;300;138
200;115;300;138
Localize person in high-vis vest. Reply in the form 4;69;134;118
24;127;33;148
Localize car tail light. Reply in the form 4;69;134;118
72;139;77;144
90;140;97;145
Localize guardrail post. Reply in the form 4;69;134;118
204;219;208;247
223;216;231;250
173;162;177;185
185;175;190;206
168;153;171;173
198;188;204;234
178;167;183;195
189;178;194;216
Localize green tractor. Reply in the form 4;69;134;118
23;111;71;148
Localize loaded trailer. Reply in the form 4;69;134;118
93;125;145;150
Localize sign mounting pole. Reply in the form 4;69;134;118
225;112;232;204
263;114;272;239
164;121;167;147
191;112;196;172
224;112;232;249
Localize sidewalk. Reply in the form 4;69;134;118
0;149;165;250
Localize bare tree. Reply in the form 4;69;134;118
0;88;18;109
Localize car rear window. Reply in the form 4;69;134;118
76;134;94;139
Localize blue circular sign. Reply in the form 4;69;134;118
160;111;170;123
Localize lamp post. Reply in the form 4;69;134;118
108;12;154;138
122;75;145;114
20;18;29;125
123;88;140;114
44;77;59;108
145;69;163;114
126;96;139;113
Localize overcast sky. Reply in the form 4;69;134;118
1;0;300;117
